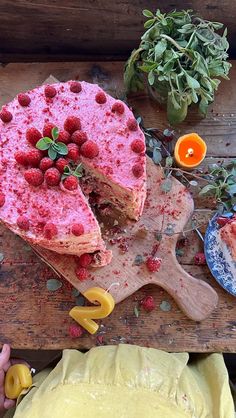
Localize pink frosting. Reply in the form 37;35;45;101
0;81;146;250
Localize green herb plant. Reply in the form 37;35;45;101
36;127;68;160
125;9;231;124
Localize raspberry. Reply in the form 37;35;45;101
132;163;144;178
95;92;107;104
67;143;80;162
26;149;43;167
55;158;68;173
80;140;99;159
71;130;88;146
75;267;88;281
15;151;28;166
71;223;84;236
44;85;57;98
18;93;31;107
140;296;155;312
39;157;54;171
0;109;13;123
17;216;29;231
64;116;81;134
194;252;206;265
45;168;61;186
78;253;93;268
131;139;145;153
70;81;82;93
146;257;161;272
43;122;55;138
43;223;57;239
63;175;78;190
0;193;5;207
26;127;42;146
216;216;232;227
58;130;71;144
111;101;125;114
24;168;44;186
127;118;138;131
68;325;83;338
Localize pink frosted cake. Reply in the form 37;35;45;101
0;81;146;263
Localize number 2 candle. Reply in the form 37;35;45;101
69;287;115;334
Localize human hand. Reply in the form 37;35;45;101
0;344;16;411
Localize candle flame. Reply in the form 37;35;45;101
186;148;194;158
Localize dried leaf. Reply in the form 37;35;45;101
160;300;172;312
46;279;62;291
134;306;140;318
133;255;144;266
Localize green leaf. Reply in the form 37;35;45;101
199;98;209;116
148;71;155;85
142;9;153;18
57;142;68;156
227;184;236;196
185;73;200;89
199;184;216;195
48;147;57;160
36;137;52;150
161;178;172;193
165;156;173;167
144;18;155;29
46;279;62;291
152;148;162;164
154;39;167;59
52;127;59;141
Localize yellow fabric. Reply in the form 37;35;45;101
6;345;235;418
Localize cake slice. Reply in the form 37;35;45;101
0;81;146;262
220;219;236;261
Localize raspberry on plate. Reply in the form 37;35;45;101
146;257;161;272
75;266;88;281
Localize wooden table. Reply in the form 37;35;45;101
0;61;235;352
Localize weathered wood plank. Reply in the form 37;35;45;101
0;1;235;59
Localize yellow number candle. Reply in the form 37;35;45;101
69;287;115;334
174;133;207;169
5;364;32;400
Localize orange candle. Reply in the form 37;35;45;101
174;133;207;169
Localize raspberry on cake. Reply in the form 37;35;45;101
63;175;78;190
26;127;42;146
0;81;146;263
18;93;31;107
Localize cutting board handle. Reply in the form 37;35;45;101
155;256;218;321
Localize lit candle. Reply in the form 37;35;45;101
174;133;207;169
69;287;115;334
5;364;32;400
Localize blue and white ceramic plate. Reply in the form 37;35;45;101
204;214;236;296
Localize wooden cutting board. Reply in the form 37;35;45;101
33;158;218;321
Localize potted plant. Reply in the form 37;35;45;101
124;9;231;124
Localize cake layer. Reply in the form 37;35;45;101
0;81;146;259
